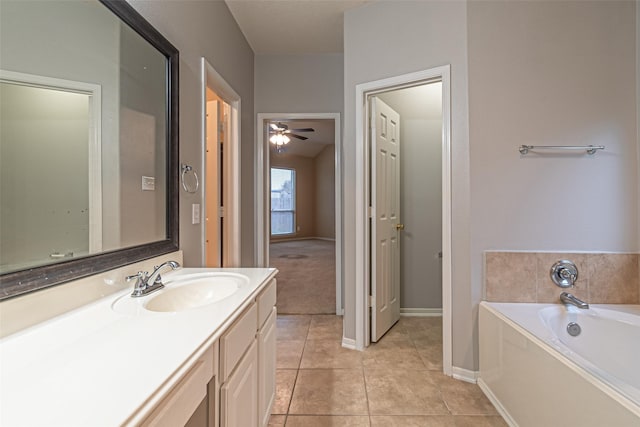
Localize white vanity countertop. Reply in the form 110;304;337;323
0;267;277;427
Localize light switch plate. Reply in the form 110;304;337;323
192;204;200;224
141;176;155;191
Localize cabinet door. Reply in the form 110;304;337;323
221;340;258;427
258;307;277;427
142;346;214;427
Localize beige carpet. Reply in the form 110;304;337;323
269;239;335;314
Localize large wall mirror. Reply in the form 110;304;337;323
0;0;179;300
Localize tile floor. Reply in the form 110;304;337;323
269;315;507;426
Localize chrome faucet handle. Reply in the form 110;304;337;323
559;268;576;282
550;260;578;288
126;271;149;290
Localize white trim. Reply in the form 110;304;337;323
355;66;453;378
200;58;241;267
270;236;336;243
0;69;102;253
341;337;357;350
255;113;343;314
477;378;518;427
400;308;442;317
452;366;478;384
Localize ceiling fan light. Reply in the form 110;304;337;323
269;132;291;147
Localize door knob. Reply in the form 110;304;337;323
395;223;405;230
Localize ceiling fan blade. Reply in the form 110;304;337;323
289;128;315;133
269;123;280;130
289;133;308;140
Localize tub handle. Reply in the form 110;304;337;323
550;260;578;288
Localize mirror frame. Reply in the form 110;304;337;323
0;0;179;300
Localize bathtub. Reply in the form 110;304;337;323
479;302;640;427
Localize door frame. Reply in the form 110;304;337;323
355;66;452;376
0;69;102;253
200;58;241;266
255;112;343;314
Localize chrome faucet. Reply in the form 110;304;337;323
126;260;180;297
560;292;589;309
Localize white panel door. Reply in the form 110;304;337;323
371;96;401;342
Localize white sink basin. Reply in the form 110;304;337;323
112;272;249;314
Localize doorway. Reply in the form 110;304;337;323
204;90;230;267
255;113;343;314
201;58;241;267
0;70;102;268
355;66;452;376
371;83;444;341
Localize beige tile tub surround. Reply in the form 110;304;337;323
484;251;640;304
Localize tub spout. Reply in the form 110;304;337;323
560;292;589;309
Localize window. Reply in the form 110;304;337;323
270;167;295;235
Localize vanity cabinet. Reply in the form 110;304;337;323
142;344;216;427
137;278;277;427
219;302;259;427
257;282;277;427
219;278;277;427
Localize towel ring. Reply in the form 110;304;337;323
181;163;199;193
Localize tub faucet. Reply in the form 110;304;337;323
560;292;589;309
126;260;180;297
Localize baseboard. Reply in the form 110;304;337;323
451;366;478;384
270;236;335;243
477;378;518;427
400;308;442;317
341;337;357;350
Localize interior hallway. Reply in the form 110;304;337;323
268;315;506;426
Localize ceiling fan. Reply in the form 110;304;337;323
269;122;315;141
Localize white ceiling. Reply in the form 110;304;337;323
225;0;371;54
268;119;334;158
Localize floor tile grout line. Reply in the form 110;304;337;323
272;314;503;426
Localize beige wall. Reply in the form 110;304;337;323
468;0;638;369
314;144;335;239
270;146;335;241
345;0;638;372
126;0;255;266
255;54;343;114
270;153;316;239
344;0;471;365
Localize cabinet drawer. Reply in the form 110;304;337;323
220;303;257;382
257;279;276;328
142;345;214;427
